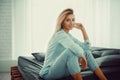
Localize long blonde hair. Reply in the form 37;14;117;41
49;8;74;43
55;8;74;33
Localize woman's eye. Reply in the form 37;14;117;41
66;19;75;22
72;19;75;21
66;19;70;22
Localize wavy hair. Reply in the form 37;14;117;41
55;8;74;33
48;8;74;43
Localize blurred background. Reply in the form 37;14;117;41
0;0;120;72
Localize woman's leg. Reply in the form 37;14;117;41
94;67;107;80
72;72;83;80
85;50;107;80
45;49;83;80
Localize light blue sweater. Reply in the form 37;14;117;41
39;29;91;77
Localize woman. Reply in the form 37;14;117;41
39;8;107;80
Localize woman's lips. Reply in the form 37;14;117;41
69;26;73;29
69;25;73;27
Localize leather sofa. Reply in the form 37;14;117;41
81;47;120;80
28;47;120;80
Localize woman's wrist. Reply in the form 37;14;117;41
80;27;85;31
80;27;89;40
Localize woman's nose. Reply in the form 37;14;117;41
70;21;74;25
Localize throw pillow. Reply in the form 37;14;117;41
32;52;45;62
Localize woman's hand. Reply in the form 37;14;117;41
74;23;89;40
74;23;84;30
79;56;87;70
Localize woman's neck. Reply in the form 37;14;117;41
63;28;69;33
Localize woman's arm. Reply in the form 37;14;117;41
74;23;90;70
59;34;88;70
70;23;91;51
74;23;89;40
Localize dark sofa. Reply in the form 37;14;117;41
82;47;120;80
18;47;120;80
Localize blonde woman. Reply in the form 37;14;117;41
39;8;107;80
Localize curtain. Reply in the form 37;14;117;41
13;0;112;59
0;0;12;60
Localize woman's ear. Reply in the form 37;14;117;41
61;23;64;28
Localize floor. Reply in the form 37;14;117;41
0;72;11;80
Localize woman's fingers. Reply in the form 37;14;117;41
79;56;87;70
74;23;84;30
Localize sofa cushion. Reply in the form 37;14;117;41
32;52;45;62
101;49;120;56
92;51;103;58
96;55;120;67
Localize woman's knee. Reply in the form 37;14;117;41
63;48;76;56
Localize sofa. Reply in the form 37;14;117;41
18;47;120;80
81;47;120;80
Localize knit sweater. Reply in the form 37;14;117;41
39;29;91;77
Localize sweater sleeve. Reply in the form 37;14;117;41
68;34;91;51
58;35;84;58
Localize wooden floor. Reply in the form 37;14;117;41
11;66;24;80
0;72;11;80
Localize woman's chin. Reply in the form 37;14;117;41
66;27;73;30
69;27;73;30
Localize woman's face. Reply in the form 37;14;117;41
62;14;75;31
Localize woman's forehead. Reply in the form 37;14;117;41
65;14;75;19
